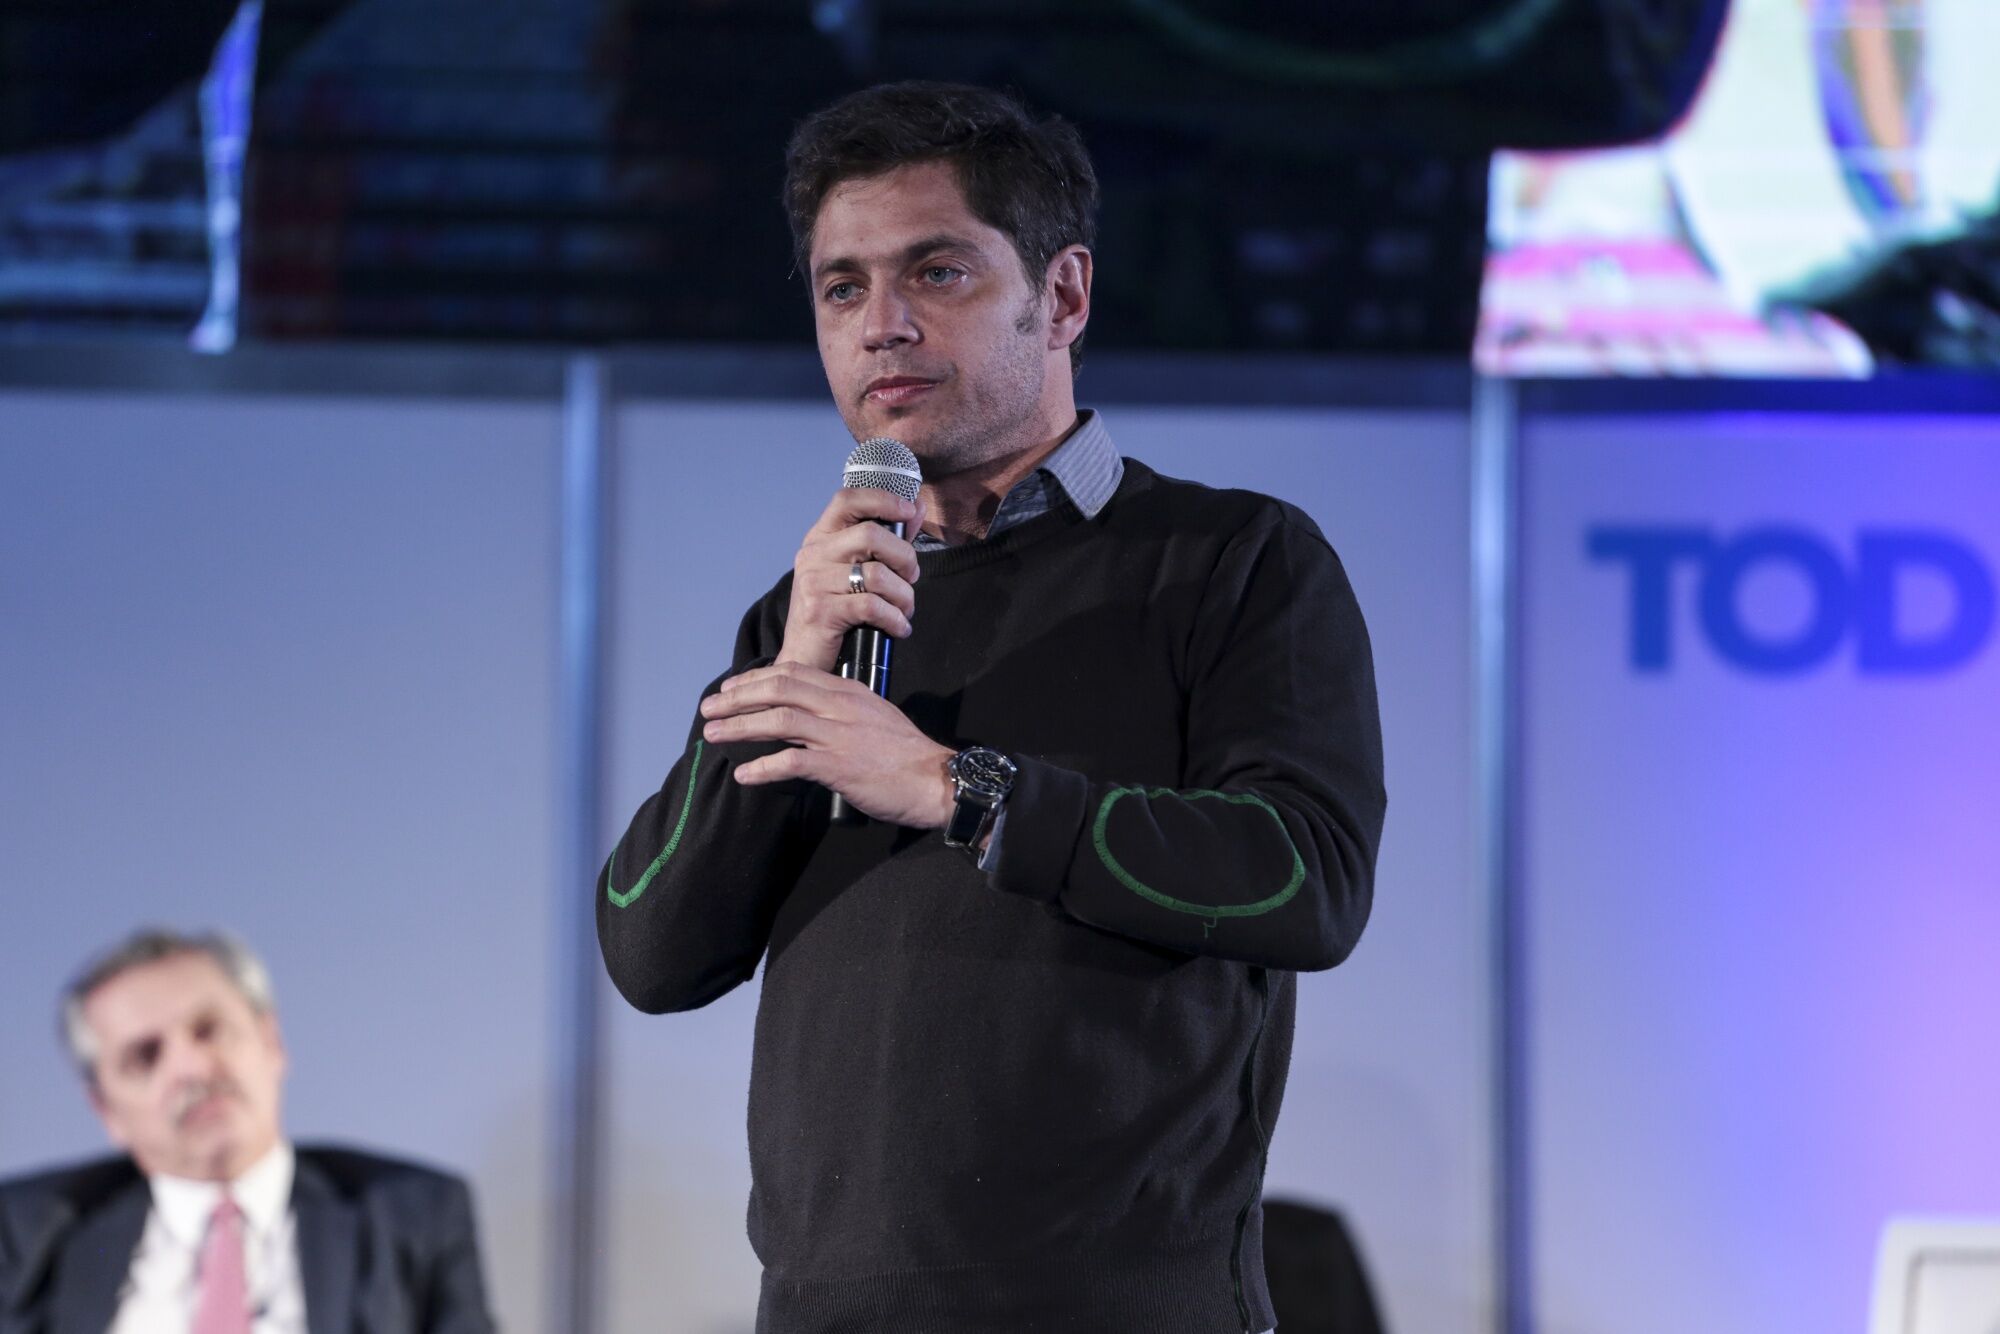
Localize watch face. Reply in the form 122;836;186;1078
954;747;1016;798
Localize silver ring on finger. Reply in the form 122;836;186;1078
847;561;867;595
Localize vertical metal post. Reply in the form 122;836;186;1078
553;353;608;1334
1472;374;1530;1334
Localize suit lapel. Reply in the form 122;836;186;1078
1;1194;76;1328
49;1181;145;1334
293;1157;359;1334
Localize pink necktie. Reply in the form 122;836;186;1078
192;1195;252;1334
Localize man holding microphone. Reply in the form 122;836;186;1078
599;81;1385;1333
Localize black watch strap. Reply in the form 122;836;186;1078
944;793;993;849
944;747;1016;852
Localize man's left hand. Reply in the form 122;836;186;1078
700;662;955;830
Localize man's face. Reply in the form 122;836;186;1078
809;159;1058;476
82;952;286;1182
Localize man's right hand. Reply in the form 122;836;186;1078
775;489;923;673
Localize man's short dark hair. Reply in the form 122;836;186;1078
783;81;1100;375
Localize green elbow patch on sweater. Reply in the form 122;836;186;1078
1090;786;1305;919
606;740;704;908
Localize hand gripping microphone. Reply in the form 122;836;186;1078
830;437;922;825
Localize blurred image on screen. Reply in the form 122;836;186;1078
1479;0;2000;376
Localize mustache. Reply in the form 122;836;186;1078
171;1077;241;1125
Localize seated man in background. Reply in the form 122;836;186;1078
0;928;494;1334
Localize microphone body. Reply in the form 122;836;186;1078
829;438;922;825
834;516;905;693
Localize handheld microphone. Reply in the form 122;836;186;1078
831;437;922;825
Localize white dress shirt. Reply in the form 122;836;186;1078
109;1141;309;1334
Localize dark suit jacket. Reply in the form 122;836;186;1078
0;1145;495;1334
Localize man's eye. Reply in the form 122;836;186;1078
824;282;858;303
922;266;960;285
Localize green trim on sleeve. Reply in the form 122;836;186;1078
606;740;704;908
1091;786;1305;919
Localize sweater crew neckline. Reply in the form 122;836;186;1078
916;462;1146;577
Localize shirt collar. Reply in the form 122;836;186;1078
148;1140;295;1245
913;408;1124;551
1034;408;1122;520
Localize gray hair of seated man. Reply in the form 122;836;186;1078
60;928;277;1086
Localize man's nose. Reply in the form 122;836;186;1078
162;1033;223;1085
860;285;919;351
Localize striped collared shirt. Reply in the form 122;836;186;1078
912;408;1123;551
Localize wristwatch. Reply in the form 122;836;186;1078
943;746;1017;855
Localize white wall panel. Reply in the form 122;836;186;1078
0;389;561;1333
600;400;849;1334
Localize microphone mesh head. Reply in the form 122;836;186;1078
841;437;922;504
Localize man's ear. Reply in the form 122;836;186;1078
1046;246;1092;353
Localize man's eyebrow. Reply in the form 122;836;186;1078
812;234;987;283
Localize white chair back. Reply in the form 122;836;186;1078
1871;1218;2000;1334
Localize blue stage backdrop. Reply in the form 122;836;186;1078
1521;406;2000;1334
6;362;1997;1334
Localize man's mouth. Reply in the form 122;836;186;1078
173;1081;239;1127
181;1094;231;1125
863;376;939;407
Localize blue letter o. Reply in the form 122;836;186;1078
1699;527;1849;674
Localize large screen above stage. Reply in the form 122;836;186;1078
1479;0;2000;377
4;0;1725;357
